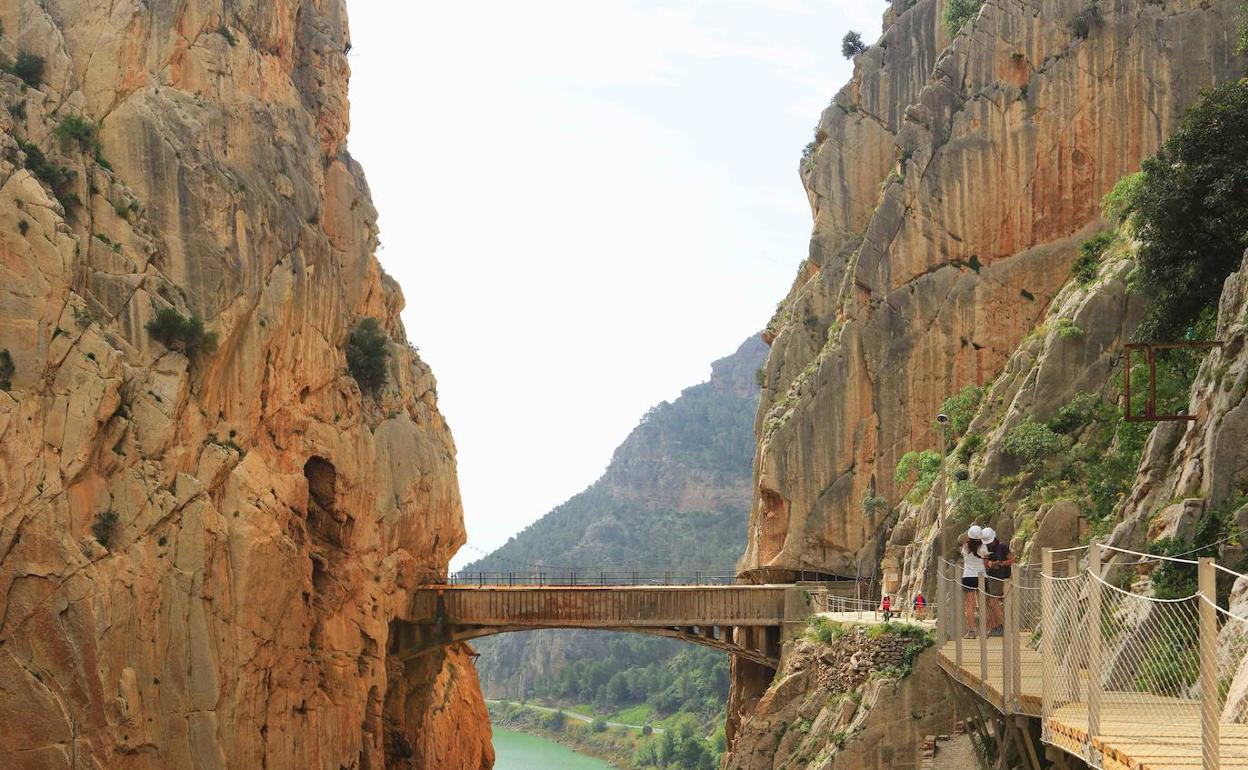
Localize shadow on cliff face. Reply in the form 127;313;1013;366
302;457;354;677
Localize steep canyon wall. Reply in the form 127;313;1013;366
730;0;1246;760
0;1;490;768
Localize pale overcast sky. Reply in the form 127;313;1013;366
346;1;882;568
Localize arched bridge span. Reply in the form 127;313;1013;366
392;584;816;669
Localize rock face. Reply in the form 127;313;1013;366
743;0;1244;582
0;2;490;768
725;631;954;770
731;0;1247;762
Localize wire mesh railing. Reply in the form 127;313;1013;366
935;542;1248;768
1032;544;1244;769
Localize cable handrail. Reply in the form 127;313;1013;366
1087;570;1199;602
1206;594;1248;623
1041;571;1087;582
937;543;1242;767
1214;561;1248;580
1098;542;1201;565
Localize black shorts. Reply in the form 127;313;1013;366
961;576;978;591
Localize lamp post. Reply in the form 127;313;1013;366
936;413;951;564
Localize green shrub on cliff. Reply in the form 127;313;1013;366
1068;3;1102;40
92;509;120;547
1237;4;1248;55
841;31;866;58
146;307;218;356
894;450;942;502
1131;78;1248;340
54;113;111;169
18;140;78;209
11;52;44;88
938;385;984;437
950;481;997;530
1002;418;1064;468
1102;172;1143;224
942;0;984;36
346;317;389;395
1072;231;1113;285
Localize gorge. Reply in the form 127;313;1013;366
4;0;1248;769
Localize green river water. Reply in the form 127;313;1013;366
491;725;616;769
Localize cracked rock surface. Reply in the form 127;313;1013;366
0;1;490;768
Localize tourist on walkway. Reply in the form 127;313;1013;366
982;527;1013;637
961;525;990;637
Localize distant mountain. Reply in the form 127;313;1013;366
466;335;767;701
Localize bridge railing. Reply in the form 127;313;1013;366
445;570;857;587
445;571;743;586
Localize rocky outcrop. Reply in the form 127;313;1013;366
887;241;1144;599
1101;248;1248;557
743;0;1245;582
0;2;489;768
725;630;954;770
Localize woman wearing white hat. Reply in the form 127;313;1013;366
961;525;990;637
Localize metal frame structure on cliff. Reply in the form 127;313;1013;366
1123;341;1223;422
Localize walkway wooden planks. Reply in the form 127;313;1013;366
939;635;1043;716
939;636;1248;769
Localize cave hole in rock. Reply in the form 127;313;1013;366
302;456;355;655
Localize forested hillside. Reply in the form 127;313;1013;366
464;336;765;766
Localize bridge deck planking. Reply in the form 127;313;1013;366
938;635;1043;715
940;637;1248;769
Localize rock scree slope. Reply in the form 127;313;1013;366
0;1;490;768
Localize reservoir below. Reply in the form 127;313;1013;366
491;725;616;769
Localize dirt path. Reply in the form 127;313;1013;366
487;699;665;733
932;733;977;769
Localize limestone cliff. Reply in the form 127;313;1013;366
744;0;1244;583
731;0;1246;763
0;2;490;768
725;629;954;770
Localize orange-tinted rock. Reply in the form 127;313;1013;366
0;1;490;767
743;0;1245;580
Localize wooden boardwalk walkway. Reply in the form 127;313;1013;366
939;633;1248;769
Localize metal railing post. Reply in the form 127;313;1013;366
1002;576;1014;712
1088;544;1103;761
978;571;988;697
1010;572;1022;710
937;566;948;646
1199;557;1220;770
1041;549;1054;737
955;562;964;680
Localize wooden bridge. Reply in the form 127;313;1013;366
935;545;1248;770
391;583;816;668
